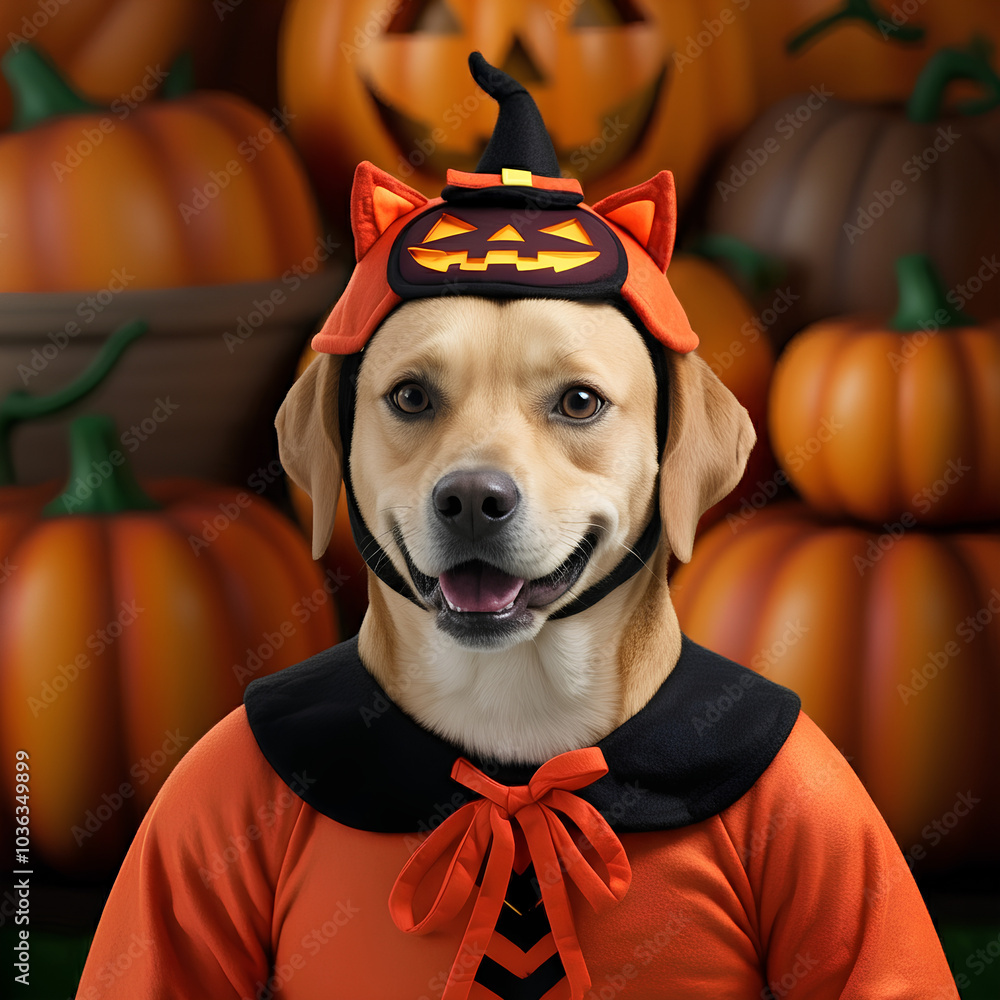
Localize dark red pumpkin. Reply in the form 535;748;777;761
702;44;1000;345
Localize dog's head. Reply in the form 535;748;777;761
276;51;753;653
278;296;753;650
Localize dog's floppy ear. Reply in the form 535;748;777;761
275;353;344;560
659;351;755;563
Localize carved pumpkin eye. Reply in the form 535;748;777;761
391;382;432;414
423;214;478;242
571;0;645;28
538;219;593;245
558;387;603;420
387;0;461;34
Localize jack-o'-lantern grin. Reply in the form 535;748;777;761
365;68;667;182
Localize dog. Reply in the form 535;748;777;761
278;294;750;765
75;53;959;1000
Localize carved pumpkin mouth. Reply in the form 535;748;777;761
409;247;601;272
363;64;667;182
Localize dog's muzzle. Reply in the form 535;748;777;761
397;523;599;647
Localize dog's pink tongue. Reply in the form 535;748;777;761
439;564;525;612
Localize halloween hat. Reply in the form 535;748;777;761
311;51;697;355
320;53;697;620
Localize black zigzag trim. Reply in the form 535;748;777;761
493;868;550;950
505;866;542;913
474;953;566;1000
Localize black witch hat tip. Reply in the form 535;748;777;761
441;52;581;207
467;52;560;178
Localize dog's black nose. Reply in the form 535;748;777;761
432;470;519;541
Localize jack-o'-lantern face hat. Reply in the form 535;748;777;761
311;51;697;356
309;52;699;619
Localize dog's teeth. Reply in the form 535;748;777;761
445;596;515;613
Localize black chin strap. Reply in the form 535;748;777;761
335;327;669;619
337;351;422;608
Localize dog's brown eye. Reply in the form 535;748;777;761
559;387;602;419
392;382;431;414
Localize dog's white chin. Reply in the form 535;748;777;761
433;608;547;652
398;606;623;764
434;608;548;653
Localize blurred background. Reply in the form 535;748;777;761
0;0;998;995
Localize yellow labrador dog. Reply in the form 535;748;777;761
75;51;958;1000
277;295;752;763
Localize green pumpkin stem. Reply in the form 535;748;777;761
786;0;924;55
907;40;1000;122
685;234;786;298
889;254;975;331
2;44;103;131
0;320;148;487
162;50;196;100
42;414;160;516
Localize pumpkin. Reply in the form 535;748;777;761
747;0;1000;108
666;240;779;531
769;255;1000;526
0;44;324;292
289;346;370;637
702;44;1000;345
0;324;338;872
0;0;200;128
279;0;756;218
671;501;1000;867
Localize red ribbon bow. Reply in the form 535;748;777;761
388;747;631;1000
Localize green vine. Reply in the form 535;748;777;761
787;0;924;54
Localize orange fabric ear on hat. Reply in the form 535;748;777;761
592;172;677;274
351;161;428;261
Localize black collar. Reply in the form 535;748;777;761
244;634;800;834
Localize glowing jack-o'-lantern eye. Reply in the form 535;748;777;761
387;0;461;34
422;214;478;242
571;0;645;27
538;219;594;245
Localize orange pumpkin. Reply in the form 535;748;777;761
671;501;1000;866
0;44;323;292
769;255;1000;526
0;326;338;872
279;0;757;217
0;426;338;872
288;347;370;636
666;245;778;530
0;0;200;127
748;0;1000;107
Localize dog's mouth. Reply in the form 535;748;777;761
399;533;598;644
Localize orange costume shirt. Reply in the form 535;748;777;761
76;635;959;999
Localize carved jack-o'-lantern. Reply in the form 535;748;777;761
279;0;757;219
